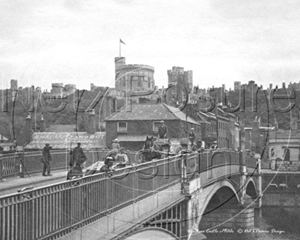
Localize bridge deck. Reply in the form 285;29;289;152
0;169;67;196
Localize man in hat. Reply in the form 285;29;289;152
158;120;168;139
112;138;121;150
70;142;86;167
211;141;218;149
42;143;52;176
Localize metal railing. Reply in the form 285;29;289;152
0;149;138;180
0;150;259;240
0;155;182;240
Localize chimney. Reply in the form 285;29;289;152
274;119;278;130
87;110;96;134
23;113;33;145
40;114;45;132
251;116;260;153
252;116;260;131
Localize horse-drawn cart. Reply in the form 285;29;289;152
137;137;192;163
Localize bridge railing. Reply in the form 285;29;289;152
0;153;20;180
0;149;138;180
184;150;241;173
0;155;182;240
184;150;258;183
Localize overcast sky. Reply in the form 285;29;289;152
1;0;300;91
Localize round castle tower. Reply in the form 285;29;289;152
114;57;155;92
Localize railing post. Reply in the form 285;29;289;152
182;154;187;182
0;157;2;181
19;151;25;178
181;153;190;195
254;154;263;208
239;151;247;205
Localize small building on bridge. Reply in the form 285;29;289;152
105;103;201;151
269;117;300;171
244;117;276;162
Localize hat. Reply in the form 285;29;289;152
191;128;194;130
160;120;165;123
120;147;125;151
115;139;119;142
45;143;50;146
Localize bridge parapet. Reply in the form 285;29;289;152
0;155;184;240
181;150;243;196
0;149;262;240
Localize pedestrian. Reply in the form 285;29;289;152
158;120;168;139
100;157;114;173
41;143;52;176
189;128;196;146
115;148;130;166
69;143;86;167
211;141;218;149
112;139;121;150
66;156;86;180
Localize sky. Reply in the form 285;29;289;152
1;0;300;91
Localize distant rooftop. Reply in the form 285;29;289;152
106;103;200;125
46;125;76;132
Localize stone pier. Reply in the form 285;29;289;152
199;206;255;230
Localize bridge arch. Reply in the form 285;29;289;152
124;227;179;240
245;178;259;199
196;180;240;228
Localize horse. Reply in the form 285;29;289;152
137;136;162;162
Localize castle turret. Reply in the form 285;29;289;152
114;56;155;92
115;57;126;69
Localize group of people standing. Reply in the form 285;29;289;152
157;120;198;147
41;142;87;179
40;121;216;179
66;143;87;180
157;120;207;151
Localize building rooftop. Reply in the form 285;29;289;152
106;103;200;125
46;125;76;132
25;132;106;149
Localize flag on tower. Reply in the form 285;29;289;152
120;39;126;45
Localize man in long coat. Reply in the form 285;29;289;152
66;155;87;180
158;120;168;139
42;143;52;176
70;143;86;167
189;128;196;146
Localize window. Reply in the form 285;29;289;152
117;122;127;132
153;121;161;132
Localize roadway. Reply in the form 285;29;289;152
0;169;67;196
